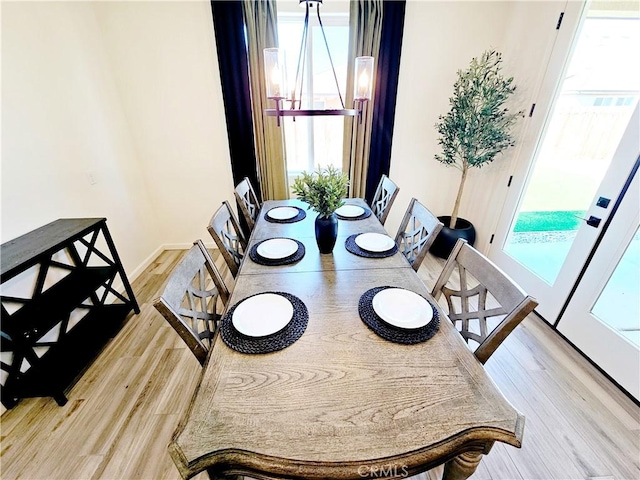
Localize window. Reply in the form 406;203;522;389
277;4;350;181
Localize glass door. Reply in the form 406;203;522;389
489;1;640;322
557;163;639;399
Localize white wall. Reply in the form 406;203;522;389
388;1;566;253
1;1;235;276
92;1;235;248
1;2;161;274
2;0;564;273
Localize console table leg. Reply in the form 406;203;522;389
2;396;19;409
53;392;68;406
442;451;483;480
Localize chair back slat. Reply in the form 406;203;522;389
195;239;230;306
455;245;530;311
154;244;230;366
207;201;247;277
234;177;261;231
370;175;400;225
431;238;538;364
395;198;443;271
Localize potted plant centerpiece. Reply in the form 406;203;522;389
292;166;349;254
430;49;523;259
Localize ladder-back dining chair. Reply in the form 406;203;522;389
395;198;443;272
153;240;230;366
234;177;261;231
431;238;538;364
207;201;247;278
370;174;400;225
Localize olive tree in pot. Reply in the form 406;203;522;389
430;49;523;259
292;166;349;254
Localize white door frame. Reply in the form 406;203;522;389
557;157;640;399
487;1;586;287
488;0;639;322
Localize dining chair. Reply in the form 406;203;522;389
395;198;443;272
234;177;261;231
370;174;400;225
153;240;230;366
431;238;538;364
207;201;247;278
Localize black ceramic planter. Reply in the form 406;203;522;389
429;216;476;259
315;213;338;254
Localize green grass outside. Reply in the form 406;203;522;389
513;210;586;233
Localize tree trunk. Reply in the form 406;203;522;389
450;165;468;229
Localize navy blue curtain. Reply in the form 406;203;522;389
364;0;406;204
210;1;262;203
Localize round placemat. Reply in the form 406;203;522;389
249;238;305;266
345;234;398;258
264;206;307;224
336;207;372;221
358;286;440;345
220;292;308;354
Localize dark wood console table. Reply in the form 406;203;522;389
0;218;139;409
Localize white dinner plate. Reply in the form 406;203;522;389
335;205;365;218
257;238;298;259
267;207;299;220
232;293;294;337
355;232;395;252
372;288;433;329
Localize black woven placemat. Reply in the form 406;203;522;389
249;238;305;266
219;292;308;354
345;234;398;258
264;206;307;224
358;286;440;345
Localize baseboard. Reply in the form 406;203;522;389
127;245;165;283
128;242;216;281
533;311;640;407
162;242;216;251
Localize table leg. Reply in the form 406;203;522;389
442;451;483;480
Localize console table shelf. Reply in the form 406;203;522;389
0;218;139;409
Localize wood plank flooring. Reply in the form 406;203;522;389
1;249;638;480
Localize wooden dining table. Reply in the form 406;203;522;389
169;198;524;480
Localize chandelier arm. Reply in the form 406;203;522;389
298;26;309;111
292;3;311;110
316;6;346;109
266;108;358;117
263;0;370;126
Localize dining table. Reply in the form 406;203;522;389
169;198;524;480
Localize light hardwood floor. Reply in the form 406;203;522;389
1;249;638;480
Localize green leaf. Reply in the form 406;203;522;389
291;166;350;218
434;49;523;217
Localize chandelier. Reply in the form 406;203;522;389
263;0;374;126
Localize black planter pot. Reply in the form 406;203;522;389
429;216;476;259
315;213;339;254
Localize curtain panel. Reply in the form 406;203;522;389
210;1;261;201
342;0;384;199
243;0;290;200
364;0;406;204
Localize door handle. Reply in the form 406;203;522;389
575;215;602;228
